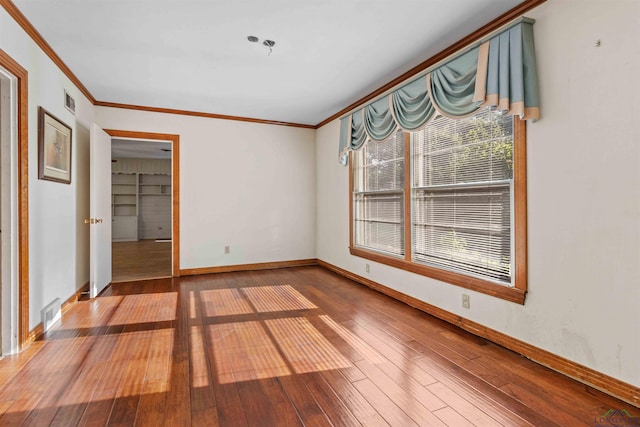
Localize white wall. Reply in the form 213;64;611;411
316;0;640;387
96;107;316;270
2;0;638;391
0;8;93;330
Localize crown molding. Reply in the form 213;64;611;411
1;0;315;129
314;0;548;129
2;0;547;130
95;101;315;129
0;0;96;103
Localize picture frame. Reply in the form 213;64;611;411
38;106;72;184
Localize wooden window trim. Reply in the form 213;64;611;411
403;132;412;261
349;117;528;305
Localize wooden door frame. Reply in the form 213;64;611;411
105;129;180;277
0;49;29;350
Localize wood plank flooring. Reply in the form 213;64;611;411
0;266;635;426
112;240;172;282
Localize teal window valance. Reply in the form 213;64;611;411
339;18;539;163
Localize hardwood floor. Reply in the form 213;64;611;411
0;267;635;426
112;240;172;282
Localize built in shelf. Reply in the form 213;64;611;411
111;172;172;242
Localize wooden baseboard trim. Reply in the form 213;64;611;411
62;282;89;314
26;323;43;345
180;258;318;276
317;259;640;407
111;276;173;285
27;282;91;344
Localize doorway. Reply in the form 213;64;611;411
106;130;180;283
0;51;29;353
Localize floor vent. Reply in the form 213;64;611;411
41;298;61;333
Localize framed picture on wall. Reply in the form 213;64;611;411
38;106;72;184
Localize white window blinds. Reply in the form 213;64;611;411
411;109;514;284
353;130;404;257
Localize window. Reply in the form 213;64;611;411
352;130;405;257
412;109;514;283
350;108;527;304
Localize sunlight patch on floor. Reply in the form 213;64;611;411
241;285;317;313
209;321;290;384
200;289;254;317
110;292;177;325
190;326;209;388
266;317;352;373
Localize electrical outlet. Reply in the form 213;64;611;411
365;263;370;273
462;294;470;309
224;246;230;254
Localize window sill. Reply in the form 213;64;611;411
349;246;526;305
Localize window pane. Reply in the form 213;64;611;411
353;131;404;257
413;111;514;187
354;192;404;256
412;109;514;284
354;131;404;192
413;185;511;281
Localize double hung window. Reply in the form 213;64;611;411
350;107;526;303
352;130;405;257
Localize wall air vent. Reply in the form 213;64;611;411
41;298;61;333
64;89;76;115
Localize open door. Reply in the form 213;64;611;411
89;124;112;297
